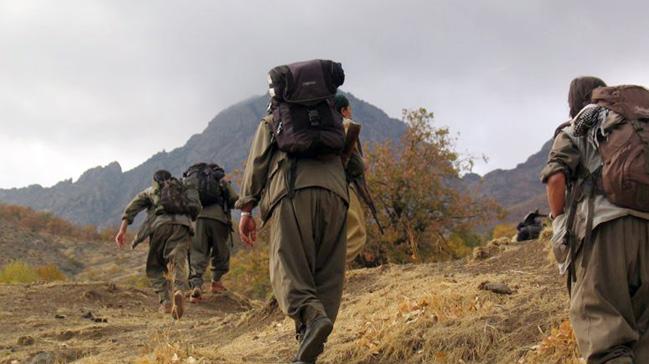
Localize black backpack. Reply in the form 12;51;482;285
267;59;345;157
158;177;194;215
183;163;227;207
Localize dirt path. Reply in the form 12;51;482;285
0;282;253;363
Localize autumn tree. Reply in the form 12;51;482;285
362;108;502;264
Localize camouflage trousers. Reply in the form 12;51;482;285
146;224;191;304
188;218;232;288
570;216;649;363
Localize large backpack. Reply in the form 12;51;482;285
157;177;194;215
267;59;346;156
183;163;227;207
591;85;649;212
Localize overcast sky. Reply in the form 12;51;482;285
1;0;648;188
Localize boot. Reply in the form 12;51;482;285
158;301;172;314
210;280;226;293
294;317;333;363
189;287;202;304
171;290;185;320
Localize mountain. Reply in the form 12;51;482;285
0;93;406;227
465;140;552;223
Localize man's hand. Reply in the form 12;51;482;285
239;215;257;247
115;220;128;249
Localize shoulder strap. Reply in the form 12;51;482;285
553;120;572;139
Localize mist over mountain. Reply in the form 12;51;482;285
0;93;406;227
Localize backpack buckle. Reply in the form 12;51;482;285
308;109;321;126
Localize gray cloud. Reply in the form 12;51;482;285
1;0;649;188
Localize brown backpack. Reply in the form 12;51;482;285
592;85;649;212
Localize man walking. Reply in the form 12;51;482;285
184;163;239;302
334;94;368;264
237;59;348;364
115;170;201;320
542;77;649;363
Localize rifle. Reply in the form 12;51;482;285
342;120;384;235
341;122;361;166
353;177;385;235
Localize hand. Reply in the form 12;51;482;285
239;215;257;247
115;229;127;248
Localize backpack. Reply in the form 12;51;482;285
183;163;227;207
591;85;649;212
267;59;346;157
157;177;194;215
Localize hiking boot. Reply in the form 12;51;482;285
210;280;226;294
189;287;202;304
159;301;172;314
171;290;185;320
294;317;333;363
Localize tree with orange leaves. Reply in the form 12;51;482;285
362;108;502;264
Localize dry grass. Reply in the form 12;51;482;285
491;223;517;240
524;320;581;363
0;234;581;363
35;264;67;282
121;238;575;364
123;273;150;289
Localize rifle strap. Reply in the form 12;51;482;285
566;169;599;295
566;185;578;295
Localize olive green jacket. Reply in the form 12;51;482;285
540;109;649;273
235;116;349;222
540;110;649;241
198;182;239;225
122;182;201;247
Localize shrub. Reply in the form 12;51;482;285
223;223;272;300
0;261;39;284
36;264;67;282
363;108;503;263
0;261;67;284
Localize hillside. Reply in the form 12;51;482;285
465;140;552;223
0;93;406;227
0;237;580;364
0;204;144;279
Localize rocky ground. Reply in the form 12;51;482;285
0;238;580;364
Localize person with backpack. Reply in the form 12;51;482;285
515;209;546;242
115;169;201;320
541;77;649;363
335;94;368;265
183;163;239;302
237;59;349;364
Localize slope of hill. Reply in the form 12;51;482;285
0;93;406;227
0;237;579;364
0;203;139;276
